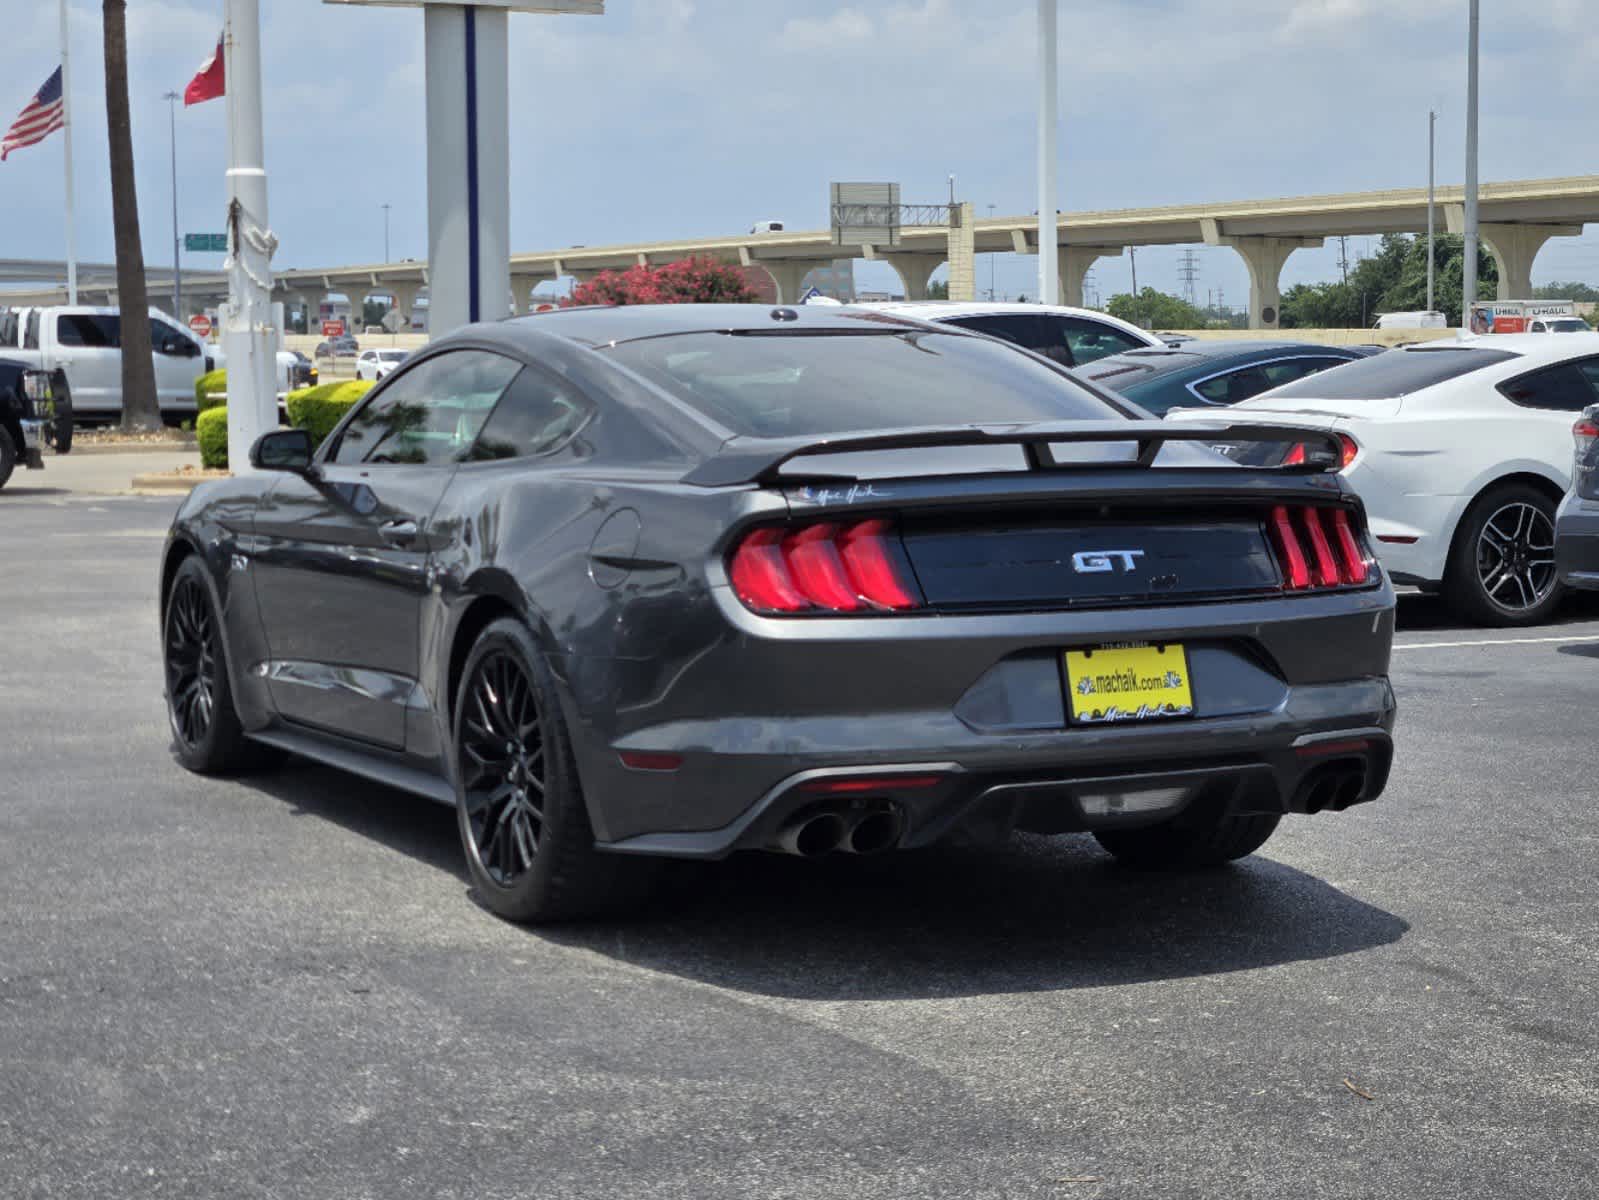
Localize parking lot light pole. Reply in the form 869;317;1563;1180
1427;109;1436;315
1462;0;1480;319
221;0;277;473
164;90;181;318
1036;0;1058;306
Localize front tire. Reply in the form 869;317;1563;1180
454;618;657;922
0;426;16;491
1443;484;1563;627
163;556;273;773
1093;792;1280;869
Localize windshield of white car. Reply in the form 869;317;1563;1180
1262;347;1517;400
1548;320;1590;332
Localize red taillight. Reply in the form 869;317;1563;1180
618;750;684;772
1270;505;1372;593
729;527;812;612
837;519;921;611
1282;442;1308;467
1338;433;1360;469
1328;509;1370;585
783;524;865;611
1269;506;1312;589
730;519;923;615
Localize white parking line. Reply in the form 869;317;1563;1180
1395;634;1599;651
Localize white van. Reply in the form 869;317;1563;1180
0;305;208;420
749;220;786;234
1374;310;1447;330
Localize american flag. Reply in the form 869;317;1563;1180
2;67;65;162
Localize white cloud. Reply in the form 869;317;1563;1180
778;8;875;52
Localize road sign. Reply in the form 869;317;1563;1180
380;309;406;334
188;314;213;339
184;233;228;253
322;319;345;337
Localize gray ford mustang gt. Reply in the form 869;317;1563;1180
159;304;1397;922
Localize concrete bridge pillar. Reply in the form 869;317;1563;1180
389;283;422;329
1203;221;1322;329
1058;246;1122;307
878;253;943;301
511;274;556;313
760;259;829;305
945;203;977;302
1443;208;1582;301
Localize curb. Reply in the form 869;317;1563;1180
69;442;198;456
130;472;221;494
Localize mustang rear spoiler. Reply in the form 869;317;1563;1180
682;421;1343;487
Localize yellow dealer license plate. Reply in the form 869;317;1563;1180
1064;643;1195;725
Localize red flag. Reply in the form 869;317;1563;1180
184;34;224;106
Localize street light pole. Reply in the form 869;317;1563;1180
987;202;996;300
163;90;180;317
1036;0;1058;306
1462;0;1480;321
1427;108;1436;315
381;201;391;263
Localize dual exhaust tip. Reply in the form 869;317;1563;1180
773;805;903;858
1297;764;1368;814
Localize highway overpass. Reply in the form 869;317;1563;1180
5;174;1598;329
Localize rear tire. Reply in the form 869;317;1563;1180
454;618;658;922
0;426;16;491
163;556;278;774
1093;793;1280;869
1443;483;1563;627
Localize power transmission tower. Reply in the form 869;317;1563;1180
1178;248;1200;307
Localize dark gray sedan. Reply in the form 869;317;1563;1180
158;305;1397;922
1074;340;1380;417
1556;405;1599;589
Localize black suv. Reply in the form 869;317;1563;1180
0;362;71;492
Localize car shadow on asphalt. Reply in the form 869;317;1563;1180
244;760;1409;1000
0;486;71;498
1396;588;1599;632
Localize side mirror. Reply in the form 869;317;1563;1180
250;428;316;473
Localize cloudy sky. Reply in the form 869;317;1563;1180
3;0;1599;307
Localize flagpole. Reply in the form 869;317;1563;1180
59;0;77;305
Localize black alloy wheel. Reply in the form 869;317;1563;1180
453;617;659;922
165;572;219;751
459;649;546;888
1445;484;1565;627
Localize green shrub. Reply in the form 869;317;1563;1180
196;406;229;469
285;379;374;449
195;369;228;412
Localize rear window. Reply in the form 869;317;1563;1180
1264;346;1514;400
56;314;121;348
603;329;1124;437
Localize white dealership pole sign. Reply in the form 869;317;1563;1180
325;2;603;337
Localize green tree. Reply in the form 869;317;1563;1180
925;279;950;300
1533;281;1599;302
362;298;391;328
1377;234;1497;326
1105;287;1208;330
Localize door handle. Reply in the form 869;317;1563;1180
378;519;419;546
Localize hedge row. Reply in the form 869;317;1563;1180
285;379;375;447
194;379;373;473
195;369;227;413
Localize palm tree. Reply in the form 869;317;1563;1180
102;0;160;432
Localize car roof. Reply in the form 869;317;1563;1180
853;300;1119;320
1077;340;1362;379
502;302;937;347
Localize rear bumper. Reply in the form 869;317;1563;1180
1556;492;1599;589
572;582;1398;855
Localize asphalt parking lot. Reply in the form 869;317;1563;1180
4;492;1598;1199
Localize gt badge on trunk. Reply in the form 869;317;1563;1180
1065;643;1194;724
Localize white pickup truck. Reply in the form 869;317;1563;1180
0;305;210;421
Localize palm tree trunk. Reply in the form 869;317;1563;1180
102;0;161;433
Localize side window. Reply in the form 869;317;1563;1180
24;311;39;349
0;310;15;347
1260;356;1348;387
55;314;120;348
944;314;1045;356
467;367;595;462
331;349;522;466
1193;365;1273;405
1057;317;1147;366
151;319;197;356
1500;361;1599;412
